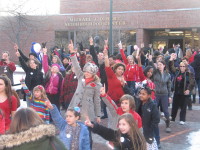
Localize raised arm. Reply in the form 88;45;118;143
68;40;83;79
89;37;99;66
118;41;128;65
103;43;109;67
42;48;50;73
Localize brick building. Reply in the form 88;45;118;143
0;0;200;61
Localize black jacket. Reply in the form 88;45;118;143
138;99;160;144
19;57;44;90
91;123;138;150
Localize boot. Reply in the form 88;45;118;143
165;119;171;133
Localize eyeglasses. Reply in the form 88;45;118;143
180;66;185;68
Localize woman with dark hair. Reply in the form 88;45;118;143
16;51;43;91
149;58;172;133
0;76;18;132
104;44;126;105
169;58;195;125
0;108;66;150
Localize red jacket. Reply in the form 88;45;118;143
101;94;142;128
120;49;142;81
105;66;124;103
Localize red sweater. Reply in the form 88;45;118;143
120;49;142;81
105;66;124;103
0;96;17;131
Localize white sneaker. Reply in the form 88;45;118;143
160;112;164;117
179;121;185;125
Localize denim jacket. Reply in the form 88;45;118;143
50;104;91;150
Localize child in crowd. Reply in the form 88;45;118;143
45;101;91;150
139;66;161;149
85;113;147;150
43;47;63;110
100;86;142;129
0;109;5;134
21;80;50;124
138;87;160;150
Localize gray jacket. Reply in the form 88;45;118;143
69;55;101;122
152;70;172;97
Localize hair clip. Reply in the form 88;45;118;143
37;85;44;90
74;107;80;113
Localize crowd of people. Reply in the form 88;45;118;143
0;38;199;150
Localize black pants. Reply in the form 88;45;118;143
47;93;60;110
171;94;189;122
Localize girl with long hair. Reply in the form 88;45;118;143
0;76;18;131
85;113;147;150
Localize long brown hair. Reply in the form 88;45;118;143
0;76;13;107
9;108;44;134
116;113;146;150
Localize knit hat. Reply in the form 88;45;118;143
83;62;98;75
51;63;60;70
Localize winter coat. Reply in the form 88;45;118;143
50;104;90;150
138;99;160;144
0;124;67;150
68;54;102;122
169;60;195;95
149;61;172;97
0;61;16;85
43;55;63;95
190;54;200;80
101;94;142;129
19;56;43;91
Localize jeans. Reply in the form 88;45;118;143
155;95;170;119
127;81;136;96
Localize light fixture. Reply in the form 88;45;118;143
192;28;197;32
169;31;183;34
165;29;170;32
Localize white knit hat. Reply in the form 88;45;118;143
83;62;98;75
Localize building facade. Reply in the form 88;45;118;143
0;0;200;60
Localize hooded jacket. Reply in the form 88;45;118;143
0;124;66;150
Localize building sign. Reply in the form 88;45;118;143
65;17;126;27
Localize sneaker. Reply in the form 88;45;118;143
100;116;108;119
157;144;161;149
165;127;171;133
179;121;185;125
160;112;164;117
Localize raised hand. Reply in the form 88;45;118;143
104;38;108;46
14;43;19;52
43;47;48;55
100;85;106;95
44;100;53;109
68;40;76;54
118;41;123;50
16;51;20;57
89;37;93;45
85;117;94;128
